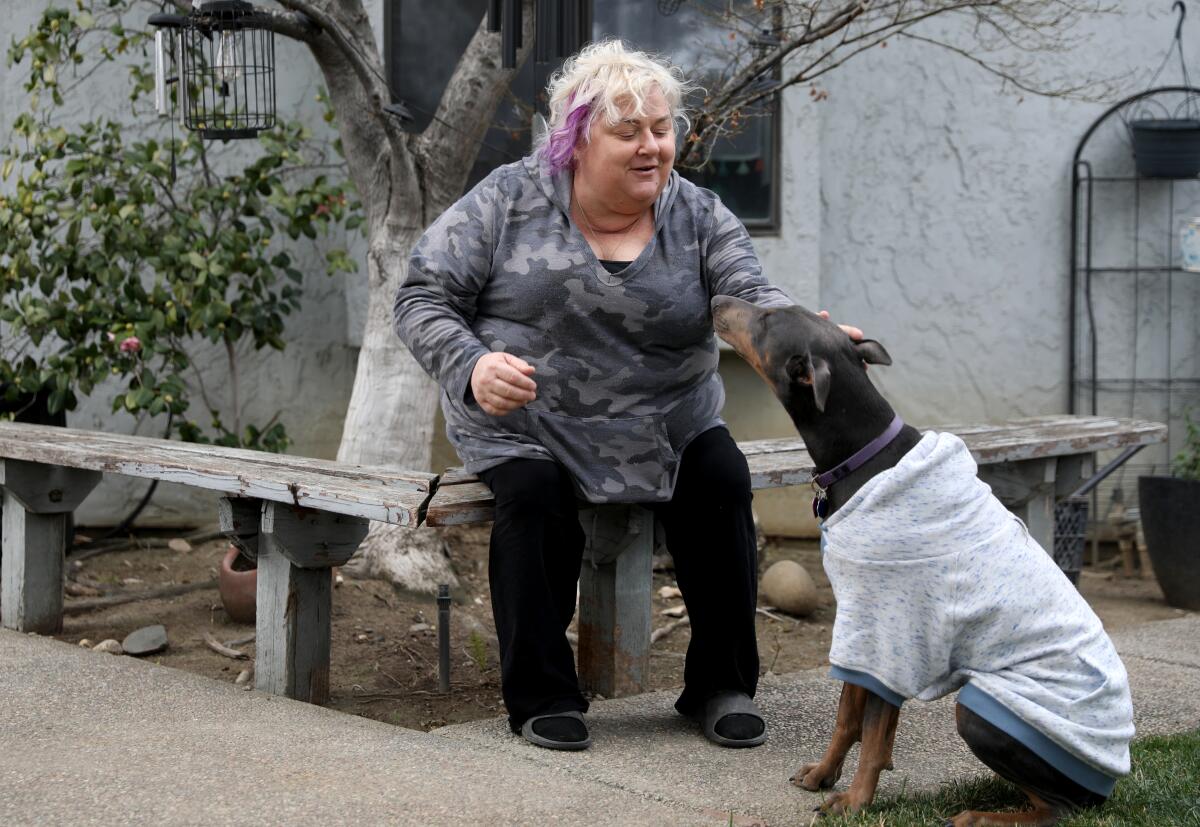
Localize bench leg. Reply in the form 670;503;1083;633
254;502;368;704
1;462;101;634
578;506;654;698
1;492;66;633
980;458;1057;555
256;544;334;703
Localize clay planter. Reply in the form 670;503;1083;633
1138;476;1200;611
217;545;339;622
218;545;257;623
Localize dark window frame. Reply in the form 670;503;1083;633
383;0;782;231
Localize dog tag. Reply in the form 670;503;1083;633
811;477;829;519
812;494;828;519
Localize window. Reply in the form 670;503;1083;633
385;0;780;228
384;0;549;191
593;0;780;231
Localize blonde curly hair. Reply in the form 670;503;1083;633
539;39;692;173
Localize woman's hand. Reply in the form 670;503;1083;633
470;352;537;416
818;310;863;341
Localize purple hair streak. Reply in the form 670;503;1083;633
542;100;592;175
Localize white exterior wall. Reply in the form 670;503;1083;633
5;2;1193;531
817;4;1194;430
1;3;358;526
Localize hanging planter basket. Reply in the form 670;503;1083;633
1127;3;1200;179
1130;112;1200;179
149;1;276;141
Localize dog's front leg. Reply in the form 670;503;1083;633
815;691;900;816
791;682;868;791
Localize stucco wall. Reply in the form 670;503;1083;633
1;3;359;527
817;4;1193;427
7;2;1193;534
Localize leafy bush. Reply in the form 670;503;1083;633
1173;415;1200;482
1;1;361;451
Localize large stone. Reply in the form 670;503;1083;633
760;560;818;617
121;625;169;657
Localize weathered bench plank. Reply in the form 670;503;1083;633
421;416;1166;699
0;423;436;526
425;417;1167;526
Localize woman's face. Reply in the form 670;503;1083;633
574;86;676;211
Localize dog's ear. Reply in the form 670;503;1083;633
786;353;832;412
855;339;892;366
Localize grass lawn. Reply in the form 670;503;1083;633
806;730;1200;826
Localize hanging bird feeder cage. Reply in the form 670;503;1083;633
149;1;276;141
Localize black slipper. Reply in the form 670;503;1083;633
520;711;592;751
695;691;766;748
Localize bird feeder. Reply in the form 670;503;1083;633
149;1;276;141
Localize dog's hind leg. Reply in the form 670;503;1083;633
813;689;901;816
949;704;1107;827
791;682;868;790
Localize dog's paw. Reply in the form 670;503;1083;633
791;762;841;791
947;810;1060;827
813;791;862;816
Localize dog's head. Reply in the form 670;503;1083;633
710;296;892;415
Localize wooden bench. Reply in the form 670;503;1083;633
425;415;1167;698
0;422;435;704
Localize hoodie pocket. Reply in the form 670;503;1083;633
531;408;677;503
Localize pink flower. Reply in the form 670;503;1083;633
119;336;141;353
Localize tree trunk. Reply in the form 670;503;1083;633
335;231;455;592
321;4;535;593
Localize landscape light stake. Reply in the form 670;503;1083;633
437;584;451;693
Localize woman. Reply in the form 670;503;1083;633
396;40;846;750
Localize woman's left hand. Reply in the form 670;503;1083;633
818;310;863;341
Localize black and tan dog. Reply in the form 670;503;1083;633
711;296;1132;826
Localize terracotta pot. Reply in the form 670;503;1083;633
218;545;257;624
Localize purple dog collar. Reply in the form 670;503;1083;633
812;414;905;519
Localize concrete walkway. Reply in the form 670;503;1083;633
1;616;1197;826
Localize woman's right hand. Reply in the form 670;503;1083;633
470;352;538;416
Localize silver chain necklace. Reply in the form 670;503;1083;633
573;186;648;261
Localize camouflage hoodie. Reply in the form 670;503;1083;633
394;154;791;503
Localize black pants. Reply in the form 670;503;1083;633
478;426;760;730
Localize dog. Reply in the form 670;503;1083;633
710;296;1134;826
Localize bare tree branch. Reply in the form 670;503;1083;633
678;0;1118;168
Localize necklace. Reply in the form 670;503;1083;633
573;187;649;261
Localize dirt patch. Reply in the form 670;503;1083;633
55;528;1190;731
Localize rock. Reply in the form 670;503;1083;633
408;622;431;633
93;639;124;655
65;581;102;598
235;668;253;685
77;639;93;648
167;538;193;553
658;585;682;600
760;560;818;617
122;624;169;656
660;605;687;618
